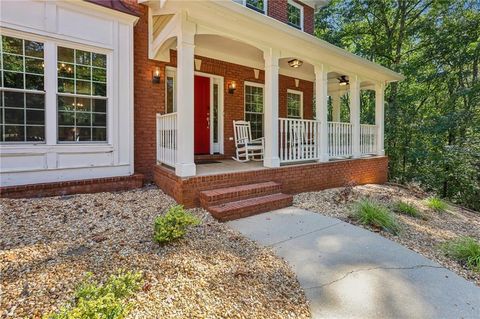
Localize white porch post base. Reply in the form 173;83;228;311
315;64;329;162
175;163;196;177
263;48;280;168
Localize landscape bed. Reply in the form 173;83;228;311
294;183;480;286
0;186;309;318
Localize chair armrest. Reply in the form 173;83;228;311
251;137;265;146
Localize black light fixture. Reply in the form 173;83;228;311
338;75;349;86
288;59;303;68
152;67;160;84
228;81;237;94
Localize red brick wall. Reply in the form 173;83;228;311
0;174;144;199
268;0;315;35
154;156;389;208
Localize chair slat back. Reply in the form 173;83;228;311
233;120;252;146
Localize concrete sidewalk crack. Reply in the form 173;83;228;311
268;222;343;247
305;264;446;290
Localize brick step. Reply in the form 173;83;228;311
207;193;293;222
199;181;282;207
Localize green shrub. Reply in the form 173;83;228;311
441;237;480;272
393;201;421;218
46;270;143;319
154;205;200;244
425;197;448;212
352;199;400;234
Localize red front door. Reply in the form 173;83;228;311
194;75;210;154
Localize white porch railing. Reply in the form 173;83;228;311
279;118;321;163
328;122;353;158
156;112;177;167
360;124;378;155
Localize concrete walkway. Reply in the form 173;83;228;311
227;207;480;319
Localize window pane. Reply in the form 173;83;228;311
3;54;23;72
58;63;74;78
77;127;91;141
4;91;24;108
4;125;24;141
92;113;106;126
3;71;23;89
76;65;91;80
58;78;75;94
25;74;44;90
58;47;74;63
58;111;75;125
288;3;301;28
245;85;264;140
26;93;45;109
246;0;265;12
92;82;106;96
58;96;75;111
166;76;174;113
26;109;44;125
92;68;106;82
92;53;106;68
2;36;23;55
26;126;44;141
5;108;24;124
25;57;43;74
58;127;76;141
92;99;106;113
92;128;106;141
76;97;91;112
76;112;91;126
24;40;44;58
76;50;91;65
287;92;302;118
76;80;91;95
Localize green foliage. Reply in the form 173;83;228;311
352;199;400;234
393;201;421;218
315;0;480;212
153;205;200;244
425;197;448;212
442;237;480;272
46;270;143;319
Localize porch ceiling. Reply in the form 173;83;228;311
146;0;404;85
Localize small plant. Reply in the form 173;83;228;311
154;205;200;244
46;270;143;319
393;201;421;218
441;237;480;272
352;199;400;234
425;196;448;212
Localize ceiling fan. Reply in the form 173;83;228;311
338;75;349;86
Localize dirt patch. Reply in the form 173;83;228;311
1;186;309;318
294;183;480;286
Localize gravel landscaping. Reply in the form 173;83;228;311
1;186;310;318
294;183;480;286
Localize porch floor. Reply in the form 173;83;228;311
196;160;266;176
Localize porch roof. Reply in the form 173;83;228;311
144;0;404;84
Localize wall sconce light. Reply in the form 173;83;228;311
288;59;303;68
152;67;160;84
228;81;237;94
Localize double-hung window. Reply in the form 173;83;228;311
165;67;176;114
57;47;107;142
245;0;267;14
244;83;264;140
287;89;303;119
287;0;304;30
1;35;45;142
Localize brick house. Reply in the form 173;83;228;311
0;0;403;219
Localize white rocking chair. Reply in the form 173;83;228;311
232;120;264;162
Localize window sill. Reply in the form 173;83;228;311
246;4;265;14
0;143;114;155
287;22;303;31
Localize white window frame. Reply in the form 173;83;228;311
165;66;177;114
244;81;265;139
287;89;303;119
287;0;304;31
242;0;268;14
0;28;112;147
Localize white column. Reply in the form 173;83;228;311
175;26;196;177
349;75;361;158
331;92;341;122
263;48;280;167
315;64;329;162
375;83;385;156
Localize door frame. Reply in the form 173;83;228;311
194;71;224;155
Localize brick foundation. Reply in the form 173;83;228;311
0;174;144;199
154;156;388;208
